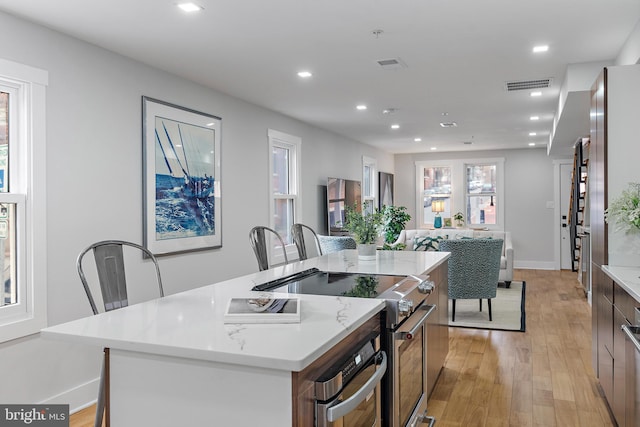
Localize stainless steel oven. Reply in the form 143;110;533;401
253;268;438;427
387;303;436;427
315;333;387;427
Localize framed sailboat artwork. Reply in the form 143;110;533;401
142;96;222;255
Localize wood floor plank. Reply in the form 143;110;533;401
428;269;615;426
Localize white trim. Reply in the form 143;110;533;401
0;58;48;343
414;157;505;230
39;376;100;414
267;129;302;263
362;156;377;210
514;260;557;270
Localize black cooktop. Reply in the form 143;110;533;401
251;268;409;299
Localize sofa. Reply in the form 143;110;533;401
391;229;514;287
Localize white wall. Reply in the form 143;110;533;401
0;11;393;409
616;19;640;65
394;148;563;269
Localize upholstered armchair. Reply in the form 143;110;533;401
439;238;503;322
317;235;357;254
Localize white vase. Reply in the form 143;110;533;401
357;243;377;260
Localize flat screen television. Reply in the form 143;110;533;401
327;177;362;235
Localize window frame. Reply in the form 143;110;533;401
267;129;302;263
362;156;377;213
415;157;504;230
464;161;502;227
0;58;48;343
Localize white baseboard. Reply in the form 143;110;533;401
38;377;98;414
514;260;557;270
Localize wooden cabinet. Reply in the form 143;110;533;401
590;64;640;427
425;261;449;398
590;67;608;378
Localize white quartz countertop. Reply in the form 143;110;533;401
602;265;640;303
42;250;448;372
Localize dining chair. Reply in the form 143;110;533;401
76;239;164;427
249;226;289;271
291;223;322;260
439;238;503;322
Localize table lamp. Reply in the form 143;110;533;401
432;200;445;228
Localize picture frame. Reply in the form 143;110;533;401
443;217;452;228
142;96;222;256
378;171;394;209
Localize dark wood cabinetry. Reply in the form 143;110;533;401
590;67;609;388
426;261;449;397
590;63;640;427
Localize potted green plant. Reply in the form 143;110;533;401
605;182;640;233
344;202;383;259
453;211;465;228
380;205;411;250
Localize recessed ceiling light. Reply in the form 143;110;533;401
356;105;367;111
414;137;422;142
297;71;312;78
430;147;437;151
533;45;549;53
530;91;542;97
440;122;457;127
391;124;400;130
529;132;537;136
530;116;540;121
177;2;203;12
528;142;536;146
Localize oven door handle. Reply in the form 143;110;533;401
397;304;437;341
622;324;640;353
325;351;387;422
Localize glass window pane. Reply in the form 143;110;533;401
467;195;497;225
0;92;8;193
272;146;289;195
273;198;294;245
363;165;371;197
422;166;451;225
0;203;16;306
467;164;496;194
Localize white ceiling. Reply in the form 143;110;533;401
1;0;638;155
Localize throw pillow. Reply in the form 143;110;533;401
413;235;447;251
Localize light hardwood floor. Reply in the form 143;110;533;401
428;269;614;427
69;269;614;427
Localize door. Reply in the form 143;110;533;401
560;163;573;270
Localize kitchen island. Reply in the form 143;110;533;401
42;250;448;426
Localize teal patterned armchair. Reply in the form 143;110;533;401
317;235;357;254
439;238;503;322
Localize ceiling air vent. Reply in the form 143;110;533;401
376;58;407;70
505;78;552;92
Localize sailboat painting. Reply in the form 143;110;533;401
143;97;222;255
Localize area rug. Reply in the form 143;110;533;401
447;281;526;332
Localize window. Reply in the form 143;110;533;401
466;163;497;225
417;164;452;228
415;158;504;230
0;58;48;343
362;156;377;214
268;129;301;262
